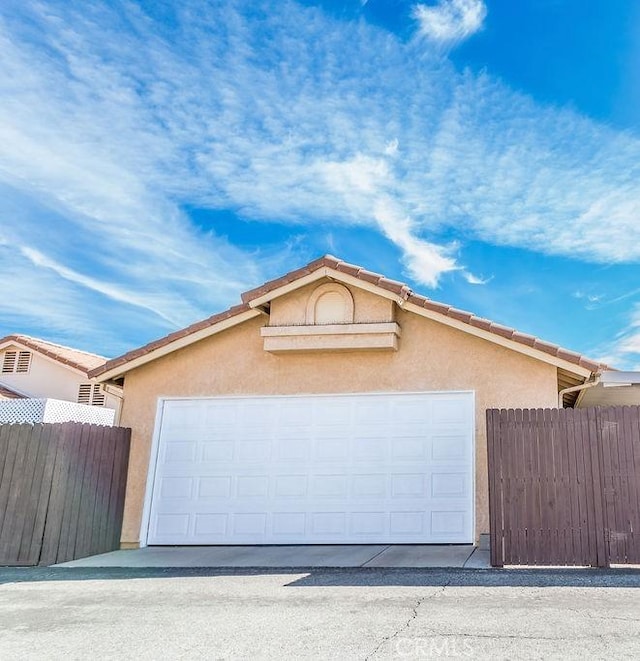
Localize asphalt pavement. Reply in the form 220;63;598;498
1;567;639;659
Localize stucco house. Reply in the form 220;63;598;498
0;335;121;419
90;255;608;549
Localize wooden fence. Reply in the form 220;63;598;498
487;406;640;567
0;422;131;566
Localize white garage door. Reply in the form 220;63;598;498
145;392;474;545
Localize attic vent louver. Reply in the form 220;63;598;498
91;384;106;406
2;350;31;373
78;383;106;406
16;351;32;373
2;351;16;373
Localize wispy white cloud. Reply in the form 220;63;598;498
412;0;487;46
464;272;492;285
595;306;640;369
0;0;639;354
573;290;604;310
18;246;184;327
372;198;459;286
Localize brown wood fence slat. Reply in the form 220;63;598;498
19;424;55;565
487;405;640;567
486;408;502;566
26;425;58;564
74;423;103;561
39;424;74;566
0;422;130;566
3;425;41;565
0;425;20;536
109;427;131;551
623;407;640;561
94;428;116;556
0;425;32;565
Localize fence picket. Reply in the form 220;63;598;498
0;422;131;566
487;405;640;567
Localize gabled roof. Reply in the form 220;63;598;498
0;334;107;375
90;255;609;381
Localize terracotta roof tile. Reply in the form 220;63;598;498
355;269;383;285
91;254;610;379
376;277;409;296
423;300;452;315
447;308;474;323
334;261;362;277
511;331;537;347
91;303;253;377
532;338;560;354
468;317;493;332
0;335;107;374
556;348;583;363
490;323;516;340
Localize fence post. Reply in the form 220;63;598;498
588;408;608;567
486;408;504;567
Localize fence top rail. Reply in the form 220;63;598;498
487;405;640;415
0;422;131;431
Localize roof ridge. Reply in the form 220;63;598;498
11;334;107;360
90;254;610;379
0;334;108;374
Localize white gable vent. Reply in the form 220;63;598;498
2;351;16;373
2;350;31;374
16;351;32;373
78;383;105;406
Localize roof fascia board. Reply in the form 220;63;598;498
246;267;406;308
95;308;262;382
246;268;330;308
404;301;593;379
0;340;89;377
248;269;593;377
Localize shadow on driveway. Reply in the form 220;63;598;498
1;566;640;588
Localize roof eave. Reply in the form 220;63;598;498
91;307;262;382
89;255;606;383
0;336;97;376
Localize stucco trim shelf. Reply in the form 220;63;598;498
261;322;401;353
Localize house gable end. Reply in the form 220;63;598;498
92;255;605;382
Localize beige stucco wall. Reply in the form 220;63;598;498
270;280;394;325
118;283;559;546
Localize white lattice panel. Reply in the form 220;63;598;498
0;398;45;423
0;398;115;426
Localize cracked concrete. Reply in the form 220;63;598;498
0;567;639;659
366;584;450;659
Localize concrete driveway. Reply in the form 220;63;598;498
1;567;639;659
56;544;490;569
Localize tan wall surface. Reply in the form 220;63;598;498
119;286;558;545
270;280;394;325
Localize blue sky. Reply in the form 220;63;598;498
0;0;639;367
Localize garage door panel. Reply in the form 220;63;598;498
147;392;474;544
431;472;468;497
313;438;349;461
431;510;468;536
194;513;228;536
201;441;234;462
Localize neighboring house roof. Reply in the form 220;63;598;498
90;255;610;381
0;334;107;375
0;382;27;399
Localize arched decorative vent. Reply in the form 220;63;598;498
305;283;355;324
